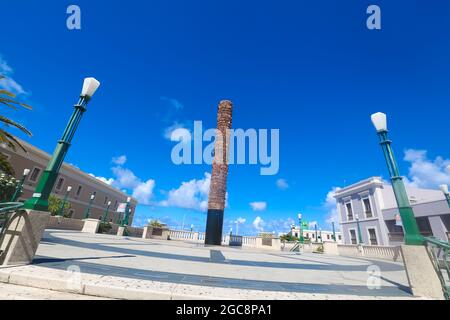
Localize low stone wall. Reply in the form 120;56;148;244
337;244;403;262
46;216;84;231
125;226;143;238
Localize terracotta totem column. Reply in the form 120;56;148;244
205;100;233;245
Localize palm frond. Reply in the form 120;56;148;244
0;100;18;110
0;116;32;136
0;130;27;153
0;90;16;98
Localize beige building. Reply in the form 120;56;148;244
1;138;137;224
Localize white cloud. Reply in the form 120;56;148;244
164;122;191;142
308;221;318;228
324;187;341;225
160;172;211;212
89;174;114;186
111;166;140;190
249;201;267;211
112;155;127;166
0;56;26;95
90;156;156;205
252;216;265;232
403;149;450;188
236;217;246;224
160;96;184;110
132;179;156;205
276;178;289;190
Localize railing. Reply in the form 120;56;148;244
362;245;403;261
424;237;450;300
169;229;195;240
337;244;402;262
0;202;26;264
242;236;257;246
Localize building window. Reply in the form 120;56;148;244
416;217;433;237
29;167;42;182
345;202;354;221
362;197;373;218
114;200;118;210
68;210;74;218
349;229;357;244
312;233;315;239
55;177;65;191
104;196;108;205
338;235;342;240
327;234;330;240
76;185;83;197
368;228;378;245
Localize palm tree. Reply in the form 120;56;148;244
0;75;32;152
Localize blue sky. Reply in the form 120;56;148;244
1;1;450;235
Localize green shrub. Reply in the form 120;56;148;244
98;221;113;234
0;173;19;202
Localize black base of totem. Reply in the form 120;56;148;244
205;209;224;245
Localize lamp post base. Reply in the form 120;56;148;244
401;245;445;299
0;210;50;266
205;209;224;246
22;197;49;212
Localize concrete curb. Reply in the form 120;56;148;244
0;265;426;300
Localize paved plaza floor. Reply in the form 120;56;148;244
0;230;417;300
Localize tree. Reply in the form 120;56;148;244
48;195;71;217
0;173;19;202
149;219;163;228
0;75;32;152
0;153;14;176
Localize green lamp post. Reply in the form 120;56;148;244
23;78;100;212
298;213;304;243
355;213;363;244
57;185;72;217
314;224;318;243
10;168;30;202
120;197;132;227
332;221;336;241
371;112;423;245
102;200;112;222
439;184;450;208
83;194;95;219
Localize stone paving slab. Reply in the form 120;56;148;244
0;282;111;300
0;265;424;300
0;230;423;300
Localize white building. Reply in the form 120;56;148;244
334;177;450;246
290;227;343;244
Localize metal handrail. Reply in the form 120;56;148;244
0;202;26;264
0;202;24;214
0;202;24;227
424;237;450;300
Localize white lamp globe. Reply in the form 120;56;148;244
23;168;31;176
440;184;449;195
67;186;72;192
108;201;112;206
81;77;100;98
371;112;387;132
127;197;131;203
90;194;95;200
